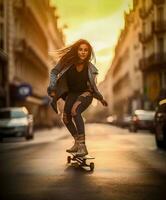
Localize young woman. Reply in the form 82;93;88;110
47;39;108;156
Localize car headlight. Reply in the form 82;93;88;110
157;113;163;117
156;113;166;122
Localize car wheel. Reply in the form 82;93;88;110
0;136;3;142
155;124;166;149
129;124;137;132
26;134;34;140
25;126;34;140
150;128;155;134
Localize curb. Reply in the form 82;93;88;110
0;128;68;153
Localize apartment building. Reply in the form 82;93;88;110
85;0;166;122
108;0;143;117
0;0;9;107
139;0;166;109
2;0;65;127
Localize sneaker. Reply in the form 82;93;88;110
75;143;88;157
66;140;78;153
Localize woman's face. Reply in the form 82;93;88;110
77;43;89;61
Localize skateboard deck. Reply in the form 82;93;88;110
67;152;95;171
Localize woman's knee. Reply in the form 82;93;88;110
71;101;82;116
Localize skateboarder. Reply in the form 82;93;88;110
47;39;108;157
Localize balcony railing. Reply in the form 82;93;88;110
152;0;165;5
0;49;8;62
139;5;153;19
152;21;166;33
138;32;153;43
14;0;26;9
14;38;48;72
139;33;145;43
139;53;166;71
139;8;147;19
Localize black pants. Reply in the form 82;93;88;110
63;91;93;137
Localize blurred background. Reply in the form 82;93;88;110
1;2;166;199
0;0;166;129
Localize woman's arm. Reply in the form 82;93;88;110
47;62;62;96
94;74;108;107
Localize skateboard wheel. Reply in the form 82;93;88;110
90;162;94;171
67;156;71;163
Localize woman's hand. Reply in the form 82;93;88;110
50;91;56;97
101;99;108;107
47;87;56;97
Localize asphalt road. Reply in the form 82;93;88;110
0;124;166;200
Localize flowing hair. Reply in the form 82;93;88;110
52;39;96;70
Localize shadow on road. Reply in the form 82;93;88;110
65;163;94;174
43;164;103;200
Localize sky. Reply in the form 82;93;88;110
51;0;132;83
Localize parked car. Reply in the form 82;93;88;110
129;109;155;132
118;114;131;128
0;107;34;141
106;115;117;125
154;98;166;149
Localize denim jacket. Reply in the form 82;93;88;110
47;62;103;112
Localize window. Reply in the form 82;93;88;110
161;72;166;89
0;0;4;18
0;0;4;50
158;37;164;55
0;23;4;49
133;0;138;8
157;7;164;22
0;110;27;119
0;64;3;85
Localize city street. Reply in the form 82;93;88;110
0;123;166;200
1;1;166;200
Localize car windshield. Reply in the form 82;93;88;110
137;113;155;120
0;111;26;119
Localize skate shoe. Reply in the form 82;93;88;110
75;143;88;157
66;140;78;153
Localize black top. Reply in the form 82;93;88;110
66;64;89;93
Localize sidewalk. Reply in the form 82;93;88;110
0;127;68;153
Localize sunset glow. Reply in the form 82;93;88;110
51;0;132;83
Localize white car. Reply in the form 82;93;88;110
0;107;34;141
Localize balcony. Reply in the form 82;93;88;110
138;32;153;44
152;0;165;5
139;53;166;71
152;21;166;33
139;33;145;43
139;5;153;19
14;39;48;72
0;50;8;62
14;0;26;10
139;8;146;19
139;8;150;19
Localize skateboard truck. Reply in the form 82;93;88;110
67;153;95;171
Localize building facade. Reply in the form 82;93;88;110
101;0;166;119
85;0;144;121
2;0;65;127
0;0;9;108
108;0;143;117
139;0;166;109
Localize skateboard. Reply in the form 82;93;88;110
67;152;95;171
